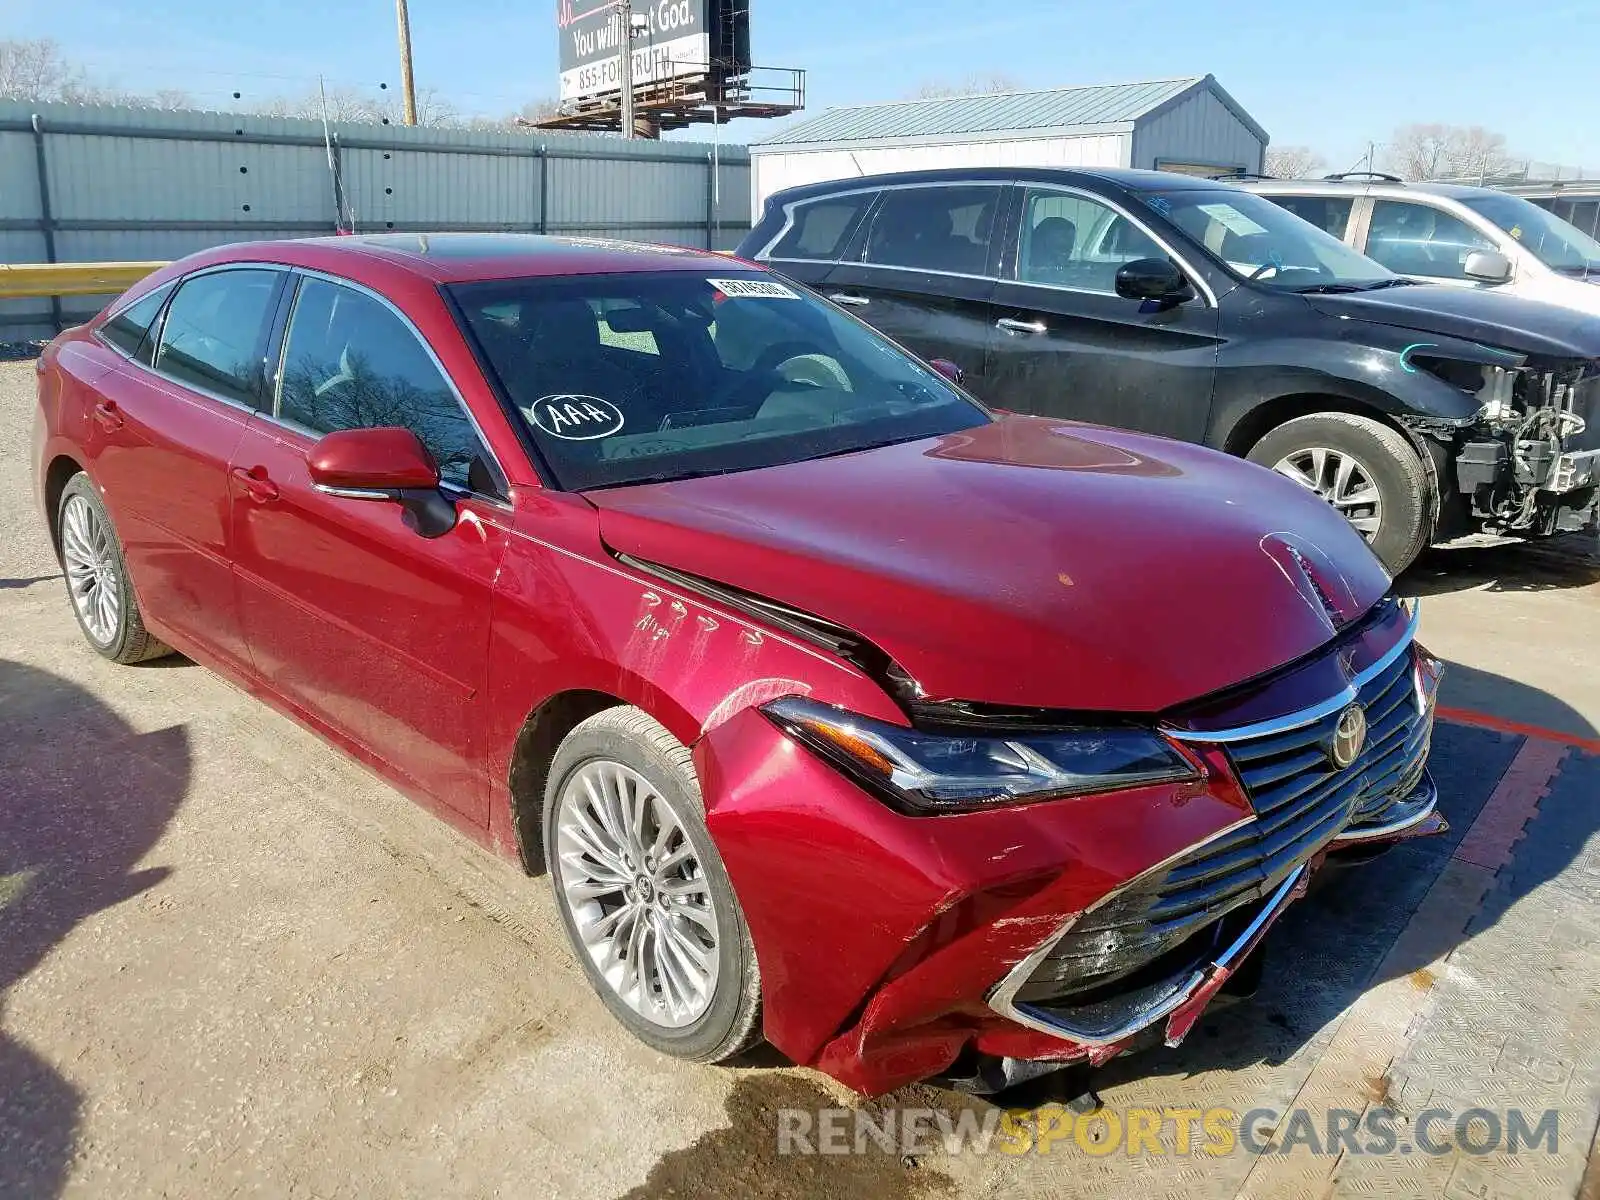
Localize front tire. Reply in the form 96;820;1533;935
56;474;171;664
543;706;762;1063
1248;412;1432;574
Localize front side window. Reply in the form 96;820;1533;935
1365;200;1497;280
278;278;487;489
154;270;281;406
1017;190;1165;291
1460;192;1600;276
769;195;871;262
451;271;988;492
1144;187;1393;292
861;186;1002;275
1265;195;1356;242
101;283;173;363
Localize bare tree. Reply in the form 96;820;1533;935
1449;125;1511;182
1384;123;1515;181
1384;124;1455;181
510;97;562;126
257;85;459;127
0;37;192;108
909;73;1024;100
0;38;89;101
1263;145;1327;179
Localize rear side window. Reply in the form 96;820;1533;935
1365;200;1497;280
862;185;1002;275
769;195;871;261
100;284;173;364
278;277;487;489
154;270;281;407
1266;195;1355;241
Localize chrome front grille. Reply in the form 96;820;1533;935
1226;647;1431;834
1011;631;1432;1009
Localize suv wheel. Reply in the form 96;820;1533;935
544;706;763;1063
1247;412;1431;574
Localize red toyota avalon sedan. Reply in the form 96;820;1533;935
34;234;1443;1097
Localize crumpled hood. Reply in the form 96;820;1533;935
589;416;1392;713
1307;286;1600;359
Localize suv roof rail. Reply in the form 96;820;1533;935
1212;171;1275;181
1322;171;1404;183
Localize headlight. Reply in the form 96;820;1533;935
763;697;1198;815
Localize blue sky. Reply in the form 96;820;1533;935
10;0;1600;169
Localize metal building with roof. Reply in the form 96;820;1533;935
749;74;1268;209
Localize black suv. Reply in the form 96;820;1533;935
738;167;1600;572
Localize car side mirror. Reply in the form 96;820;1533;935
307;427;457;539
1115;258;1193;309
929;358;965;385
1464;249;1513;284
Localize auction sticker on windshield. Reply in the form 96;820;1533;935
529;395;626;441
709;277;800;300
1197;204;1269;238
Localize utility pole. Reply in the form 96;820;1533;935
395;0;419;126
617;0;635;139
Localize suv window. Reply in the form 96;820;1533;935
1018;189;1164;292
1265;195;1355;241
154;270;280;406
769;195;871;261
862;185;1001;275
101;283;173;364
1365;200;1497;280
278;277;488;489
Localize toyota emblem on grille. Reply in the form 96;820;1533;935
1329;704;1368;770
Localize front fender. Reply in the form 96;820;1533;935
482;496;905;851
1208;330;1488;452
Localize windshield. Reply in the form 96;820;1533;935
1145;188;1396;292
1460;193;1600;275
450;272;988;490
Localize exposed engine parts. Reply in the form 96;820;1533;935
1448;362;1599;537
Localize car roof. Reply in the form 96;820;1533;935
179;233;741;285
1235;178;1500;203
767;165;1231;204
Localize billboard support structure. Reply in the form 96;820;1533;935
541;0;802;137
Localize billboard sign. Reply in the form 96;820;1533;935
558;1;712;103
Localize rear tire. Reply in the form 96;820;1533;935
56;474;172;664
1248;412;1432;574
543;706;763;1063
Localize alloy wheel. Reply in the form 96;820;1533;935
1272;447;1383;540
61;493;122;646
554;760;720;1029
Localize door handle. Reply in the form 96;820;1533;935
828;293;872;307
230;466;280;504
92;399;124;431
996;317;1048;335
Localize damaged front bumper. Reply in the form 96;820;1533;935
699;598;1446;1097
987;774;1443;1072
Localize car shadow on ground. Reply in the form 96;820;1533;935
0;574;60;591
0;659;190;1199
1399;535;1600;597
1079;656;1597;1104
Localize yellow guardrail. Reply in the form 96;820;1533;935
0;261;168;300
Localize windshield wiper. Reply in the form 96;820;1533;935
1293;279;1415;294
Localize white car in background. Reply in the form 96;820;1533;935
1237;174;1600;318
